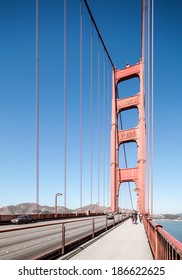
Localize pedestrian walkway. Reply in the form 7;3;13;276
60;219;153;260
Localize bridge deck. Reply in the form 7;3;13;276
61;219;153;260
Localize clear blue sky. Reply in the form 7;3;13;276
0;0;181;214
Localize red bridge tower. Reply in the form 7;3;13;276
110;59;146;213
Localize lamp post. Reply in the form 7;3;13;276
55;192;62;215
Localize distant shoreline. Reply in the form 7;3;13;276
154;219;182;222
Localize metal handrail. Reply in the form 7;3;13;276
143;215;182;260
0;214;129;259
0;215;106;233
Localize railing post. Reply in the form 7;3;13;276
62;223;65;255
147;218;152;247
92;218;95;238
106;215;108;230
155;224;163;260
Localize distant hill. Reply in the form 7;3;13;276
154;213;182;220
0;203;72;215
0;203;113;215
4;203;179;216
163;214;182;220
75;204;109;213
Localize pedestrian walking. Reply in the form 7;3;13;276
139;213;142;223
134;211;138;224
131;213;134;224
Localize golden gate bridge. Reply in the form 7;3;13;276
0;0;181;261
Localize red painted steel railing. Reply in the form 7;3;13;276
143;215;182;260
0;214;129;259
0;212;101;223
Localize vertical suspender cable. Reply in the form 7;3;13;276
141;0;145;64
116;88;121;208
36;0;39;213
142;0;148;214
90;21;93;208
144;0;148;213
97;40;100;212
151;0;154;218
103;55;106;207
145;0;148;213
147;0;151;214
80;0;83;212
82;0;115;210
107;66;110;207
64;0;67;212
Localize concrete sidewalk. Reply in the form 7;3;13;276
61;219;153;260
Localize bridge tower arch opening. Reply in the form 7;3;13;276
118;108;139;131
118;182;137;212
118;76;140;99
118;142;138;169
110;61;146;213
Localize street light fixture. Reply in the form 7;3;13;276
55;192;62;215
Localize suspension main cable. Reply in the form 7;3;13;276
83;0;114;68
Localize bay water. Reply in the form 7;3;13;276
155;220;182;243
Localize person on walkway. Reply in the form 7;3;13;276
131;213;134;224
134;211;138;224
139;213;143;223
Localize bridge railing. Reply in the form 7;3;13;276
0;214;129;259
143;215;182;260
0;212;103;224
